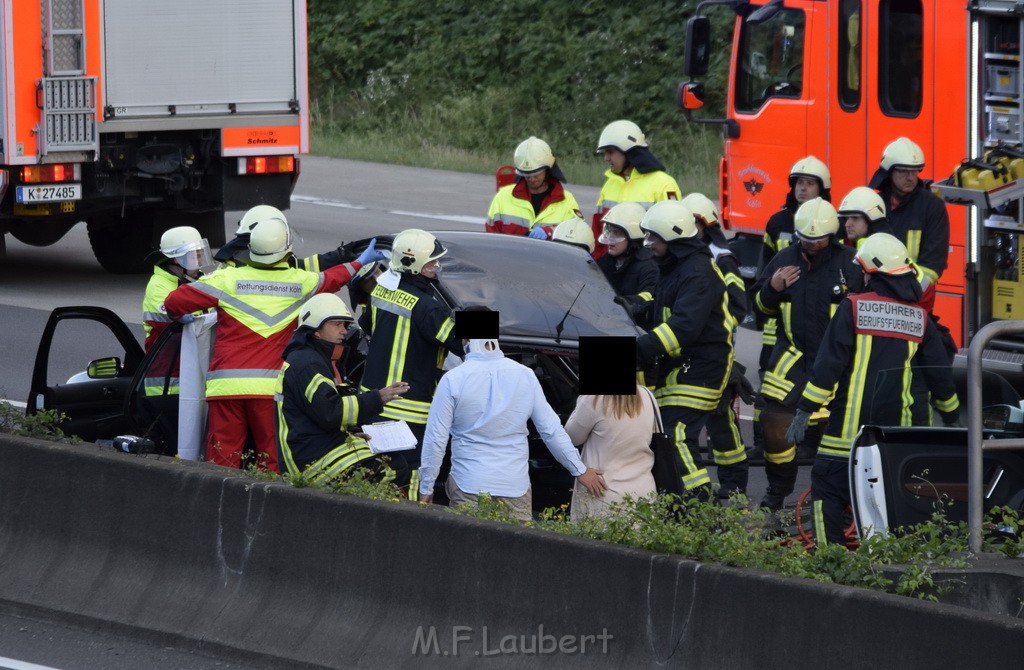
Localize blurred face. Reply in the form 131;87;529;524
607;238;629;256
799;236;830;255
315;319;349;345
890;167;920;197
600;224;630;256
793;176;821;203
602;148;628;173
420;259;441;279
523;169;548;193
644;232;668;257
356;266;383;295
843;214;870;240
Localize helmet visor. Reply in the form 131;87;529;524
428;237;447;261
177;239;214;272
794;230;830;243
598;224;627;245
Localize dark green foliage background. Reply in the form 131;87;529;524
307;0;731;187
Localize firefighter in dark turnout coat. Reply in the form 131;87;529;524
276;293;410;484
360;229;465;476
787;233;959;545
636;200;733;498
683;192;750;499
753;198;864;510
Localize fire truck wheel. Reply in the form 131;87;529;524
87;212;155;274
8;218;77;247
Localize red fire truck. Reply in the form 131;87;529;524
0;0;308;273
680;0;1024;359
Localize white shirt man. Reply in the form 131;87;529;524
418;337;605;520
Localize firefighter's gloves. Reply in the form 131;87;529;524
356;238;387;266
716;366;757;415
785;409;812;445
527;227;548;239
176;313;195;324
730;363;756;405
614;295;648;322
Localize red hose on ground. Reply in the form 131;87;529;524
793;487;858;551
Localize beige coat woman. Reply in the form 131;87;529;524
564;386;658;521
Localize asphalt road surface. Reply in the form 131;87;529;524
0;606;266;669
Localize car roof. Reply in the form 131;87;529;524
415;231;642;346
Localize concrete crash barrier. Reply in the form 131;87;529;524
0;435;1023;669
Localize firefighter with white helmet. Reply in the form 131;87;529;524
751;197;864;511
551;216;596;254
752;155;833;458
164;208;385;472
684;192;752;498
213;204;283;265
635;200;734;500
140;225;214;396
360;229;465;487
790;232;959;545
869;137;952;426
595;120;681;257
214;203;362;273
838;185;891;247
597;202;658;306
868;136;950;313
275;292;411;485
486;136;582;240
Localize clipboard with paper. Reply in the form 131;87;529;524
361;420;417;453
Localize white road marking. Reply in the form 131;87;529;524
290;194;366;210
387;209;482;225
1;399;27;409
0;655;63;670
291;193;482;225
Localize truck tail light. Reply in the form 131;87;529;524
237;156;296;175
21;163;80;183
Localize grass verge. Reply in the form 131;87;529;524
310;120;723;196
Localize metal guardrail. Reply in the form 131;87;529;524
968;320;1024;552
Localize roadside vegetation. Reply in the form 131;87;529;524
307;0;734;196
244;454;1023;604
0;401;79;445
1;399;1021;603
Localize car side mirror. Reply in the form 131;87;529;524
87;356;122;379
684;16;711;77
982;404;1024;434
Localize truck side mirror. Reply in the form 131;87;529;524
678;81;705;110
684;16;711;78
747;0;782;25
87;356;122;379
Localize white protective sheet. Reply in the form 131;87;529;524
177;313;217;460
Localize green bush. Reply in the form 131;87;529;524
0;401;79;444
308;0;733;194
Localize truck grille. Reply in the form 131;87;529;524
41;77;98;154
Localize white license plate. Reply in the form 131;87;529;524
16;183;83;203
